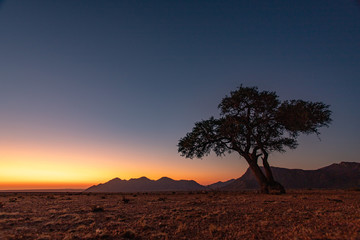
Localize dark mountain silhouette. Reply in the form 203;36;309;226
84;176;206;193
84;162;360;193
222;162;360;191
207;179;236;189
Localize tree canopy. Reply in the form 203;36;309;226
178;86;332;193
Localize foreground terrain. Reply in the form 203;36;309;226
0;190;359;239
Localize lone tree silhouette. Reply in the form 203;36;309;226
178;86;331;193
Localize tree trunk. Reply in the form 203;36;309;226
262;152;286;194
245;156;270;193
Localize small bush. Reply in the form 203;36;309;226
92;205;104;212
121;229;136;239
158;197;166;202
122;196;130;204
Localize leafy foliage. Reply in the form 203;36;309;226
178;85;332;164
277;100;332;136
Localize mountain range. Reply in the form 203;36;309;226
84;176;206;192
223;161;360;190
84;162;360;192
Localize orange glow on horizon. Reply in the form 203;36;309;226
0;137;239;190
0;176;223;190
0;182;93;190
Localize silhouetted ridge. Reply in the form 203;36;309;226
132;176;150;181
222;162;360;191
207;179;236;189
84;162;359;192
84;176;205;193
158;177;172;181
107;177;122;183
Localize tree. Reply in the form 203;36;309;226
178;86;332;193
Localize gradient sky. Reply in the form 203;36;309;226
1;0;359;189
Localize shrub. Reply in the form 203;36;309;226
121;229;136;239
122;196;130;204
92;205;104;212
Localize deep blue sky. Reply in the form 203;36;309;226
0;0;359;187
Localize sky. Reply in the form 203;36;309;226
0;0;359;190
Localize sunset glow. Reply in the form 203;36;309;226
0;128;244;189
0;1;359;190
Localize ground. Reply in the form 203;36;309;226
0;190;359;239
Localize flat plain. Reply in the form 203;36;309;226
0;190;359;239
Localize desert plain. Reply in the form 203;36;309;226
0;190;359;240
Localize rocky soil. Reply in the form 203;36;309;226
0;190;359;239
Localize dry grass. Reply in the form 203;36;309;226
0;190;359;239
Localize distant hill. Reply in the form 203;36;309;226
222;162;360;191
84;162;360;193
207;179;236;190
84;176;206;193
